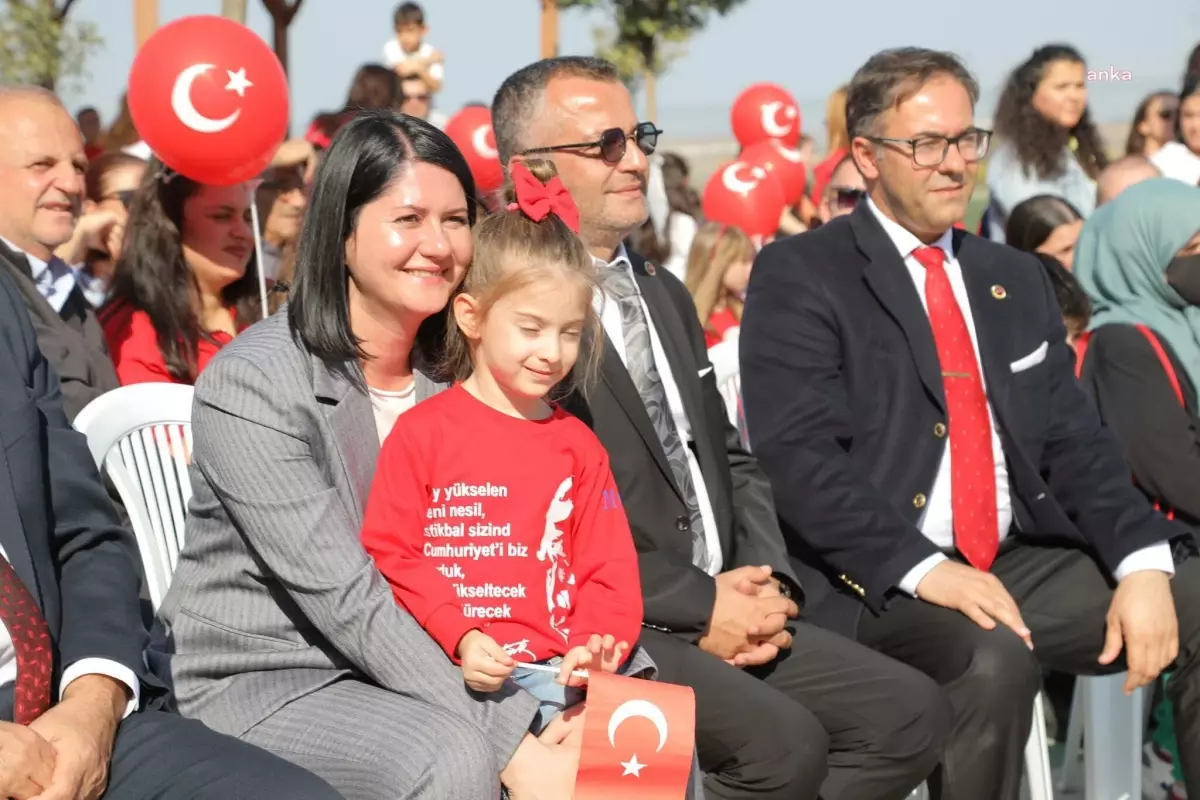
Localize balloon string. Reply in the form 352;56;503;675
248;187;269;321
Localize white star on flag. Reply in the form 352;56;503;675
224;68;253;97
620;754;645;777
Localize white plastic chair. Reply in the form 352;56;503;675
910;692;1054;800
708;333;741;426
73;383;195;609
1059;674;1145;800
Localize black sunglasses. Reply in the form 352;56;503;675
833;187;865;210
1158;108;1177;120
520;122;662;164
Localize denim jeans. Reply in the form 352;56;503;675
511;657;586;734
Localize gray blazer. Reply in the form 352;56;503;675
155;309;551;766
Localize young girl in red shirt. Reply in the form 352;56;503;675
361;159;642;732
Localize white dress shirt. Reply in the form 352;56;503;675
862;200;1174;594
595;247;724;576
1;238;76;313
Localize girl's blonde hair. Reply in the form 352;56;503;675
826;85;850;153
684;222;755;335
443;158;602;395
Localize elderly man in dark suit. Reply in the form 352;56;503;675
0;86;118;421
742;47;1200;799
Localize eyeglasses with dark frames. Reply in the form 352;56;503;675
520;122;662;165
865;128;992;168
101;190;135;209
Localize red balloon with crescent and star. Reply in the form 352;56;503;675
702;160;787;239
739;139;808;205
444;106;504;196
730;82;802;149
128;15;290;186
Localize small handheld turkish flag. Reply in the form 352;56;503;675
574;673;696;800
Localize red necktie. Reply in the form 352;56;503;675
913;246;999;571
0;558;52;723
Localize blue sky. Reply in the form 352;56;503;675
66;0;1200;144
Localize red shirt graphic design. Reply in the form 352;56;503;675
361;384;643;665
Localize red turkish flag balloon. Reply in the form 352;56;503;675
128;15;289;186
740;139;808;205
574;673;696;799
702;160;787;239
731;83;802;148
444;106;504;195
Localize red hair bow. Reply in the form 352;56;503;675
508;161;581;233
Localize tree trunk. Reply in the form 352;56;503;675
133;0;157;48
262;0;303;77
540;0;558;59
221;0;247;23
643;69;657;121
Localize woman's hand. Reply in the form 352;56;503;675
455;630;514;692
558;635;628;686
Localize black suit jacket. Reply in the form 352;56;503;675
0;240;118;422
562;250;799;642
740;204;1189;637
0;266;154;714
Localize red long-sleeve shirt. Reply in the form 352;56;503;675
99;299;232;385
361;384;643;665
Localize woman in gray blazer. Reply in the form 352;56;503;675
152;111;589;799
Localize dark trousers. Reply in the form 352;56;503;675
101;710;341;799
641;620;950;800
855;541;1200;800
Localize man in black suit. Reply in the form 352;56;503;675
0;87;119;422
492;56;949;800
741;47;1200;799
0;254;345;798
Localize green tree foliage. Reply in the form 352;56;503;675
0;0;101;92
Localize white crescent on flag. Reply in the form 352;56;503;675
607;699;669;752
760;101;797;138
772;140;805;163
722;163;765;196
171;64;245;134
472;125;498;159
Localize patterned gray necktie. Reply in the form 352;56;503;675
602;263;711;571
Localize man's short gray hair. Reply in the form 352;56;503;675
845;48;979;140
491;56;620;166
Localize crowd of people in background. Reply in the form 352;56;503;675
0;0;1199;798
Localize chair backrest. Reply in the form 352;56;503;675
73;383;195;609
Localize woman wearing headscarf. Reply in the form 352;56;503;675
1074;177;1200;800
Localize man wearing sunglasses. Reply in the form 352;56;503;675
817;154;867;224
492;56;947;800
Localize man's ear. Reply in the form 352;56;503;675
452;292;482;340
850;136;881;182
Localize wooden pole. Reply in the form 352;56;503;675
540;0;557;59
221;0;248;23
133;0;158;48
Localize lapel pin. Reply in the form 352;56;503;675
645;262;657;276
991;284;1007;299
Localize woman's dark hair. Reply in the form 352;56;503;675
1176;74;1200;147
288;110;477;376
1033;252;1092;329
1185;43;1200;84
628;152;699;264
993;44;1108;181
1004;194;1083;252
309;65;401;149
1126;91;1177;156
104;158;263;382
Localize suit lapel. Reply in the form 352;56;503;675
851;206;946;411
954;234;1014;422
312;359;378;520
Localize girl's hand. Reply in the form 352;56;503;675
558;635;628;686
456;630;515;692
